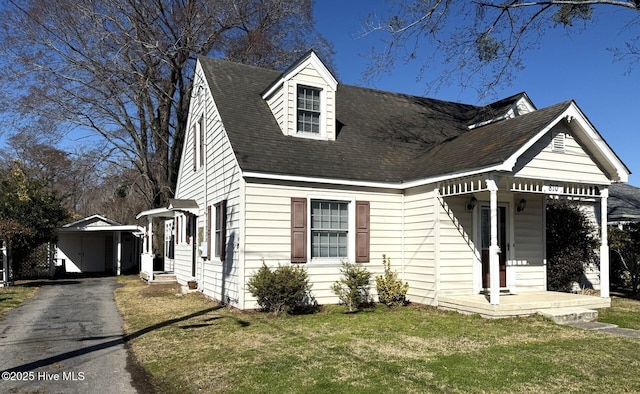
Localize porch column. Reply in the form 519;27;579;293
146;217;153;254
600;188;610;298
1;240;7;287
487;178;500;305
116;231;122;276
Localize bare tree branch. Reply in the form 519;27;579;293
362;0;640;99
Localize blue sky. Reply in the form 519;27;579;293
314;1;639;185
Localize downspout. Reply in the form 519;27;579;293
401;192;405;282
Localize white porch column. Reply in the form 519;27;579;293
147;217;153;254
116;231;122;276
1;240;7;287
487;178;500;305
600;188;610;298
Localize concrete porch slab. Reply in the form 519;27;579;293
537;307;598;324
439;291;610;318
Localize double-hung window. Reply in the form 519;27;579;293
207;200;227;261
291;198;369;263
297;86;321;134
311;200;348;258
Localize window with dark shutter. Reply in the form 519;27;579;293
291;198;307;263
355;201;370;262
215;200;227;260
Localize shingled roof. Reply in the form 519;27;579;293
609;183;640;223
199;56;569;184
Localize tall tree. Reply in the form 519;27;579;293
0;0;333;209
363;1;640;98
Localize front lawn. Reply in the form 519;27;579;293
115;276;640;393
597;296;640;330
0;281;40;318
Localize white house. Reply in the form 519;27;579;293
137;51;629;316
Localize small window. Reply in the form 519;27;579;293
192;115;205;171
311;200;348;258
198;115;205;168
297;86;321;134
214;200;227;259
552;131;565;153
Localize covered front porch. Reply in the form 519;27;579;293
435;174;611;311
439;291;610;319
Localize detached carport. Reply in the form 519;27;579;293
55;215;144;275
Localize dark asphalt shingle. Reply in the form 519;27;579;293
199;56;569;184
609;183;640;222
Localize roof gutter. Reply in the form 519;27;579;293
242;164;510;191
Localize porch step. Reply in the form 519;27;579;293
150;273;177;285
537;307;598;324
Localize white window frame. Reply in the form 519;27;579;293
307;194;355;263
295;83;326;139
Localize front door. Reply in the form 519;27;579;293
481;205;507;288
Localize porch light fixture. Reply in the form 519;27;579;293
516;198;527;213
466;196;477;212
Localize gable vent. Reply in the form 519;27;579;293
551;131;565;153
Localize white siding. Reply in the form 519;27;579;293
173;61;242;307
403;185;437;305
511;194;546;292
242;183;403;309
438;196;475;296
265;84;286;134
514;124;610;183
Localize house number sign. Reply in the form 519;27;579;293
542;184;564;194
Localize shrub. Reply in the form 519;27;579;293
546;201;598;292
331;262;372;312
546;249;588;292
376;255;409;307
609;223;640;294
247;263;314;315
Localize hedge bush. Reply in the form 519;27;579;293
247;263;315;315
331;262;372;312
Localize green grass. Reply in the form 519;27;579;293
597;296;640;329
115;276;640;393
0;281;40;318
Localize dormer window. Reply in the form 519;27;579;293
297;85;321;134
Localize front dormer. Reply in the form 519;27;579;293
262;51;338;141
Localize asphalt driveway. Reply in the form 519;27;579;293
0;277;149;393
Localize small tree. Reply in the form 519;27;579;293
546;201;598;292
0;163;70;279
376;255;409;307
331;262;372;312
247;263;314;315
